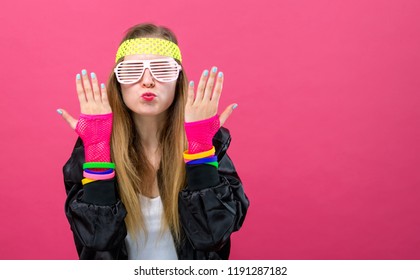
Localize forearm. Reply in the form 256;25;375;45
65;180;127;258
180;149;249;251
63;139;127;259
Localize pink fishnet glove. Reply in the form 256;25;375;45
75;113;113;162
185;115;220;154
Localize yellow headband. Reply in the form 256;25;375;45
115;37;182;63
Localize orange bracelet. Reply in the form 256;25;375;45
183;146;215;160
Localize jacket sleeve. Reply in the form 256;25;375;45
178;127;250;252
63;138;128;260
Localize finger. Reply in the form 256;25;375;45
186;81;194;106
81;69;94;102
100;83;112;113
100;83;109;104
211;71;224;107
90;72;101;101
57;108;78;130
75;73;87;104
195;69;209;103
219;103;238;127
203;66;217;101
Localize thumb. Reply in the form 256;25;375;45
219;103;238;127
57;108;78;130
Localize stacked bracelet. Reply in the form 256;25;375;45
83;162;116;169
84;168;114;175
82;178;97;185
185;156;217;164
183;146;215;160
183;147;218;168
83;170;115;180
82;161;116;184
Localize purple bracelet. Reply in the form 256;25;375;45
186;156;218;165
83;170;115;180
84;168;114;175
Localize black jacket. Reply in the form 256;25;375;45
63;127;249;260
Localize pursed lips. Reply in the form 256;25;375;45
141;92;157;101
141;92;157;97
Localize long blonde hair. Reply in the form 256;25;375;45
106;23;187;245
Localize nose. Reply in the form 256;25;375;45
141;68;155;88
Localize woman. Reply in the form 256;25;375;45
58;23;249;260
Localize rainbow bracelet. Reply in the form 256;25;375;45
186;156;218;165
83;170;115;180
83;162;116;170
183;146;215;160
205;161;219;168
82;178;97;185
84;168;114;175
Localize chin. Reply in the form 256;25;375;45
131;108;167;117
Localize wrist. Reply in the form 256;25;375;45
185;115;220;154
84;141;111;162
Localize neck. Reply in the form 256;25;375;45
132;113;165;197
132;113;166;151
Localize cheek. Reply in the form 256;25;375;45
121;87;137;107
166;84;177;101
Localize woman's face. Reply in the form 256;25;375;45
120;54;178;117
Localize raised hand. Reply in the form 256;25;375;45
58;70;113;163
58;70;112;130
185;66;237;126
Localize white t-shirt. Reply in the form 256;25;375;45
125;195;178;260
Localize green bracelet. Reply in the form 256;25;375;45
205;161;219;169
83;162;116;170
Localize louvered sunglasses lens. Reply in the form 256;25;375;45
149;59;180;82
114;61;144;84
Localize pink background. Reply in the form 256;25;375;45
0;0;419;259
